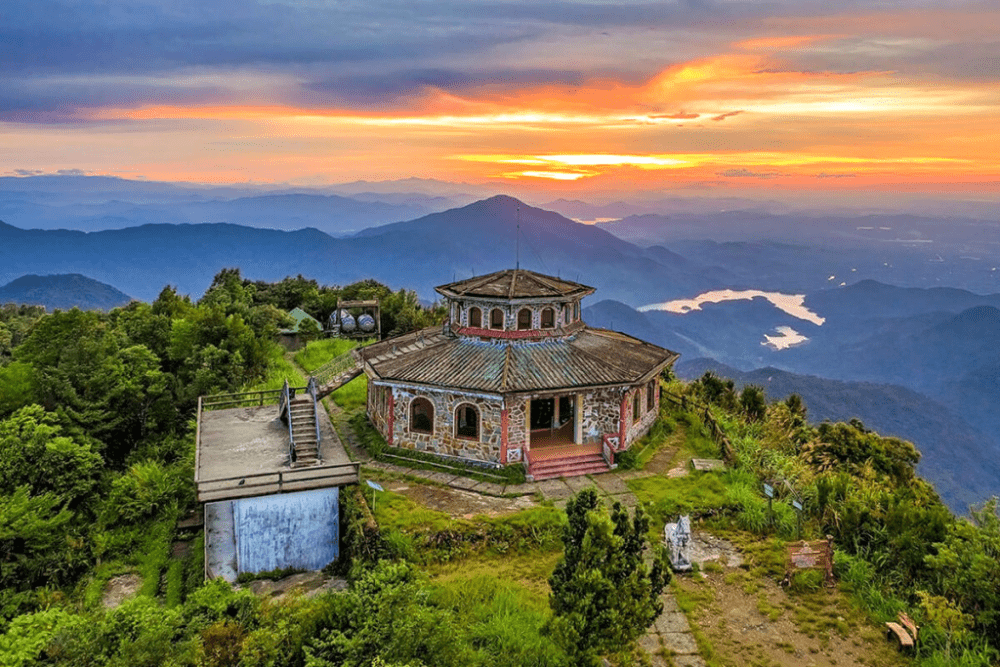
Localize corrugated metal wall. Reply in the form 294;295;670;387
231;487;340;575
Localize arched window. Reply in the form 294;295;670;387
468;306;482;328
517;308;532;330
541;307;555;329
647;379;657;411
564;304;572;324
410;397;433;434
490;308;504;329
455;403;479;439
574;302;580;321
632;391;640;422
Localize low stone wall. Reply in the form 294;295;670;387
390;385;504;463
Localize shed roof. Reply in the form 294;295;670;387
435;269;595;301
360;326;678;394
282;307;322;334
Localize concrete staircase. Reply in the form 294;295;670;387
288;395;320;467
529;451;611;480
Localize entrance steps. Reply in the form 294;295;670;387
529;451;610;481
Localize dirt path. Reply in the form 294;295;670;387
377;478;538;517
674;571;905;667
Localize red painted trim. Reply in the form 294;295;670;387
453;321;584;341
619;392;629;448
386;390;395;446
500;407;509;464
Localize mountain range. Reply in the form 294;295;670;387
0;196;723;305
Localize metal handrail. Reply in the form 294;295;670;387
312;349;361;386
281;379;296;463
196;461;362;501
308;376;322;461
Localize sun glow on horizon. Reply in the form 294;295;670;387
5;5;1000;193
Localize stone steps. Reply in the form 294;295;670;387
529;453;610;480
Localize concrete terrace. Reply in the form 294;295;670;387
196;397;358;503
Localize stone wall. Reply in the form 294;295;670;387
579;386;625;444
623;382;660;447
390;385;505;463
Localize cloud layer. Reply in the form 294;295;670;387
2;0;998;194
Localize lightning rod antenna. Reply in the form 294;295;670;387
516;205;521;270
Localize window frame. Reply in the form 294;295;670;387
468;306;482;328
541;307;555;329
410;397;434;434
490;308;504;329
517;308;532;330
455;403;480;440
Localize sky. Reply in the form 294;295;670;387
3;0;999;201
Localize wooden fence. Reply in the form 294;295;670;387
659;388;734;462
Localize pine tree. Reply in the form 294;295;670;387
545;489;670;664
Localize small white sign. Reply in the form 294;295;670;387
366;480;384;492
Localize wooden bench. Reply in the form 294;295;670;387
885;612;919;649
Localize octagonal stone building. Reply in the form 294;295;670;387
358;269;679;479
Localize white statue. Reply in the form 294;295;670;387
664;515;692;572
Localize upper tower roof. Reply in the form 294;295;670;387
435;269;595;301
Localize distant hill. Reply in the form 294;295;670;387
0;274;133;311
0;191;434;236
0;196;723;304
675;359;1000;513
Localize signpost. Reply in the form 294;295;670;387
791;499;803;539
763;483;774;529
786;537;835;586
366;480;384;513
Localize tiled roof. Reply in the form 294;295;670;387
360;326;678;393
435;269;595;301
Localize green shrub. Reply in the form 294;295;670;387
103;460;182;524
788;569;824;593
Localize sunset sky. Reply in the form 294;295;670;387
4;0;999;201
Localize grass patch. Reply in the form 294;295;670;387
426;551;562;607
294;338;364;373
164;559;185;607
245;342;306;392
429;570;568;666
789;590;853;643
133;515;176;598
365;488;565;564
627;471;729;537
332;374;367;411
369;488;454;533
616;412;681;470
